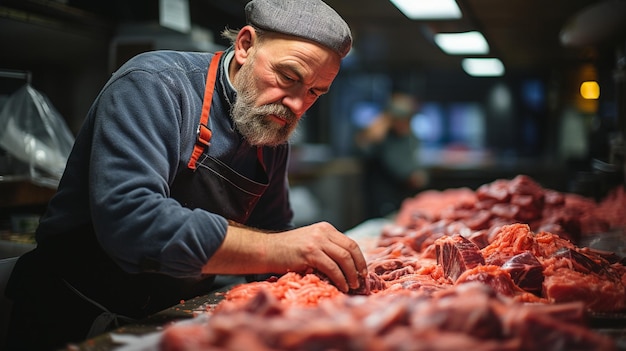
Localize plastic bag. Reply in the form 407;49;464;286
0;84;75;187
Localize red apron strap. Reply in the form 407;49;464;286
188;51;224;170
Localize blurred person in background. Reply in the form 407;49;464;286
355;92;429;219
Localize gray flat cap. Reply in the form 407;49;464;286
245;0;352;58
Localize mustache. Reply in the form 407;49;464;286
254;103;297;122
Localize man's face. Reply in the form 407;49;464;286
231;34;341;146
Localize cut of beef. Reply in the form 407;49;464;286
455;265;524;298
477;179;510;202
507;174;545;198
542;257;626;311
490;203;520;220
366;272;387;293
436;235;485;282
382;268;450;296
369;258;405;276
500;251;544;295
551;248;610;277
411;283;503;339
466;229;490;249
379;265;415;281
462;210;492;231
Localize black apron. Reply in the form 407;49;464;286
171;50;268;223
5;51;269;350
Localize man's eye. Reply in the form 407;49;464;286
281;74;295;82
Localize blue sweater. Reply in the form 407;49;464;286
36;48;294;279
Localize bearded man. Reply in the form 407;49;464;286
4;1;366;350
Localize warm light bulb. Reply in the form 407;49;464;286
580;81;600;99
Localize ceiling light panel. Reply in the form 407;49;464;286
462;58;505;77
390;0;462;20
434;31;490;55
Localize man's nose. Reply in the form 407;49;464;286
281;92;308;117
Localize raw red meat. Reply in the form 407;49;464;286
159;176;626;351
500;301;612;351
395;188;477;227
435;234;485;281
160;282;616;351
160;323;213;351
500;251;543;295
396;175;626;244
216;272;342;311
455;265;526;298
551;248;611;277
482;223;538;266
541;248;626;312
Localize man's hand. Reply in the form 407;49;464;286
269;222;368;293
202;221;367;293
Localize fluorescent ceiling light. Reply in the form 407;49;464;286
390;0;462;20
462;58;505;77
434;31;489;55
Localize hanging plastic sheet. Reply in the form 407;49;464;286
0;84;75;188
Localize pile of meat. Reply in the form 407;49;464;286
161;282;615;351
160;175;625;351
394;174;626;244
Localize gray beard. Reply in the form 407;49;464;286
231;62;299;146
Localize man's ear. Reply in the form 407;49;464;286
234;25;257;65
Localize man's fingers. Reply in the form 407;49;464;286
312;252;349;293
320;239;367;291
296;222;368;293
329;235;368;287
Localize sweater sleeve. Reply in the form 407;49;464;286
89;58;228;279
